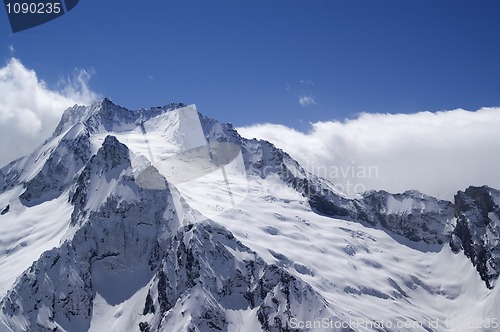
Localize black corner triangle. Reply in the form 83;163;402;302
64;0;79;12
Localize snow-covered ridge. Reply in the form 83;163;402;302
0;98;499;331
53;98;186;136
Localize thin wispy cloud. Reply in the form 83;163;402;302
237;108;500;201
0;57;98;167
298;95;316;106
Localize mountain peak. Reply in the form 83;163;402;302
100;96;115;106
53;98;187;137
52;98;129;136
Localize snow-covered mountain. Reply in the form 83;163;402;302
0;99;499;331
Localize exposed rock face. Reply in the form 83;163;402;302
450;186;500;289
1;135;172;331
361;190;455;245
20;126;91;207
142;222;332;332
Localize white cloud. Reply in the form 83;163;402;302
298;95;316;106
237;108;500;201
0;58;97;167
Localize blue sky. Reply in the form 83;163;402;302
1;0;500;129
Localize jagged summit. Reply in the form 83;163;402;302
53;98;187;136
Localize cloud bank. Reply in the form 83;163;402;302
237;108;500;201
0;58;97;167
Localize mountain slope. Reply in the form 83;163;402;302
1;99;499;331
